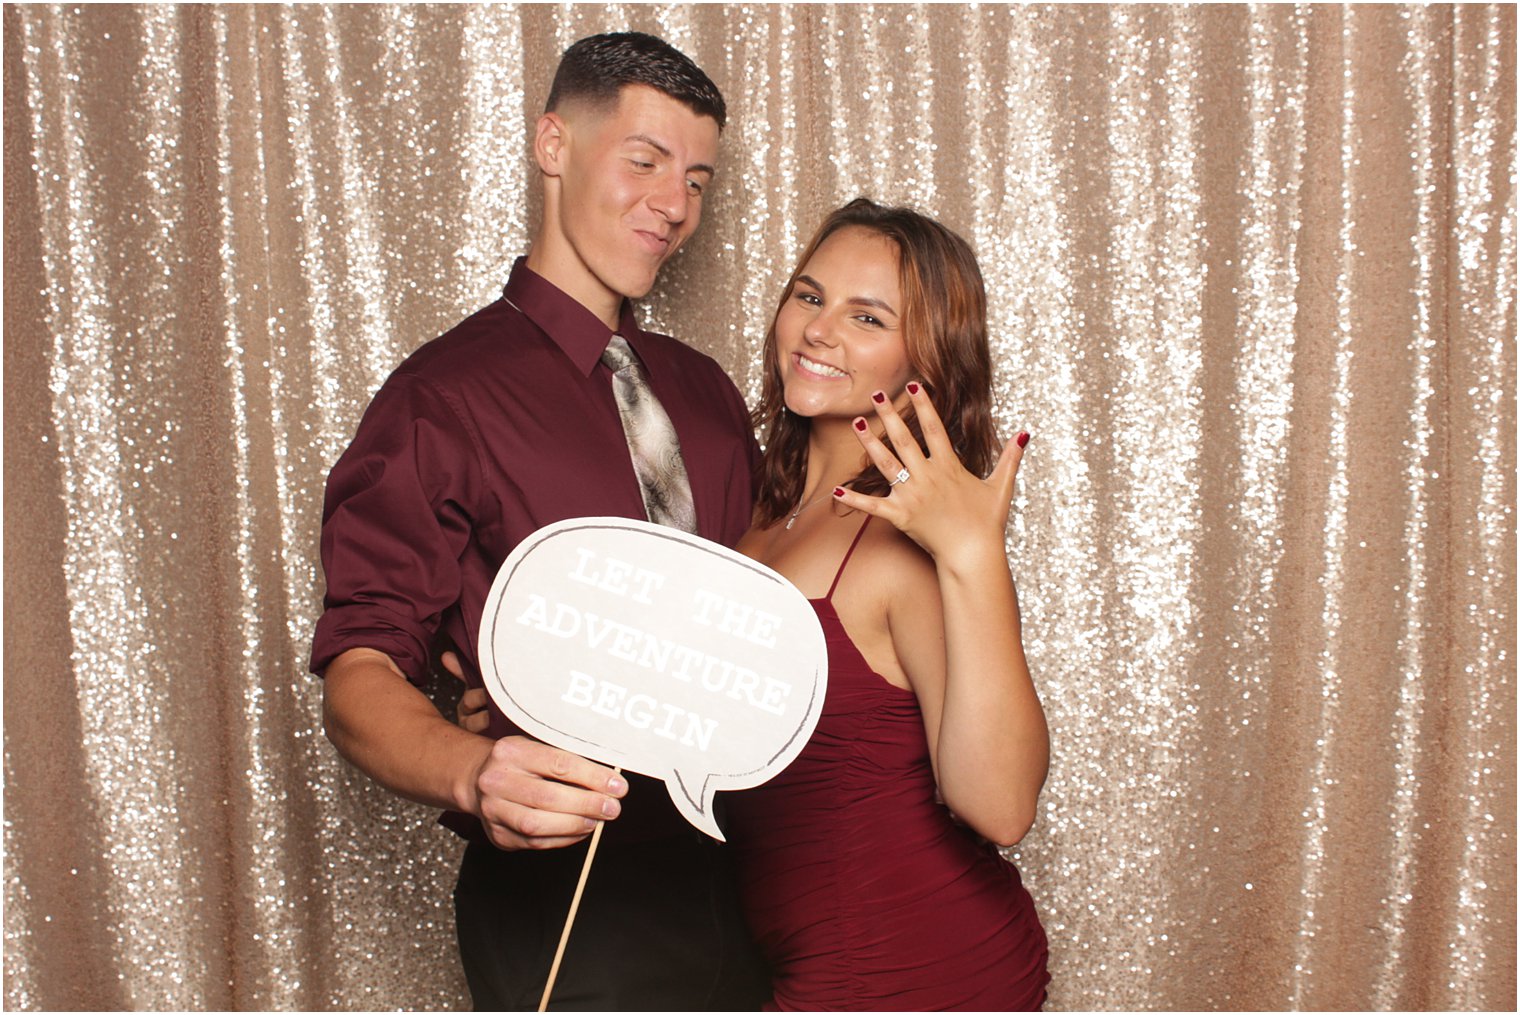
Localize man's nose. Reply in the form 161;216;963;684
648;174;690;223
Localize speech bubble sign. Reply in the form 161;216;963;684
477;517;828;841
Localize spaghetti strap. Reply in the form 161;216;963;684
824;516;873;601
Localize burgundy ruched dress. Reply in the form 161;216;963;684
726;519;1050;1011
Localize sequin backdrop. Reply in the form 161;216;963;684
2;4;1514;1010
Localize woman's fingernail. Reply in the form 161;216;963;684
608;775;627;795
833;487;845;498
907;382;921;395
602;797;622;819
1017;432;1031;448
853;417;869;432
871;390;886;404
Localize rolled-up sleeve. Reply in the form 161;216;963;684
310;372;481;683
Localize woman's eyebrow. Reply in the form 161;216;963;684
848;295;898;316
795;274;897;317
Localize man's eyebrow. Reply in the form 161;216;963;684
625;134;715;177
794;274;898;317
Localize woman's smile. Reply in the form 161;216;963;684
793;352;849;379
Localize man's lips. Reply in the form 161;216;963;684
634;229;672;256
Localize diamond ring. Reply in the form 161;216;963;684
889;468;911;487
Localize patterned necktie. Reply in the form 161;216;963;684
601;335;698;533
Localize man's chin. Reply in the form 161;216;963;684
601;250;674;301
618;271;660;301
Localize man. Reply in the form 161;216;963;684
311;33;769;1010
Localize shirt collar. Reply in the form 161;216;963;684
502;258;646;377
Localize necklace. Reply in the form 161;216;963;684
786;486;840;529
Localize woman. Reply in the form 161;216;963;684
724;198;1050;1011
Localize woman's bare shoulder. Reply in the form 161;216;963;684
846;516;939;605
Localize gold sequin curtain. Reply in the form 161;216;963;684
3;3;1514;1010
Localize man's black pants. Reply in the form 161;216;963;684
454;832;770;1011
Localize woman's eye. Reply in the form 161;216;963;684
795;291;822;306
857;314;883;328
686;178;704;195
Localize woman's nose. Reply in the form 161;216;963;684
802;312;835;345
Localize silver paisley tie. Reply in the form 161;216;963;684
601;335;698;533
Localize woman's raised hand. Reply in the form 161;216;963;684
831;382;1028;570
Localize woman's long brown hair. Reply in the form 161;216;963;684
752;198;1000;527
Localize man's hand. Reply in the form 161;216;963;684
470;735;627;850
323;646;627;852
440;649;626;850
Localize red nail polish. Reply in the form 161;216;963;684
833;487;845;497
907;382;920;395
871;390;886;404
853;418;868;432
1017;432;1030;448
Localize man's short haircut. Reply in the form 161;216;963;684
545;32;727;132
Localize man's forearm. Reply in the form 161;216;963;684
322;647;490;816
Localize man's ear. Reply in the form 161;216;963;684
534;112;568;177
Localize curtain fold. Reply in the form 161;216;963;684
3;4;1513;1010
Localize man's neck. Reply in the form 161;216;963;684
523;244;624;331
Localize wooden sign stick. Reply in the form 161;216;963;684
537;767;619;1013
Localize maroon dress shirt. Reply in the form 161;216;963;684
311;259;758;841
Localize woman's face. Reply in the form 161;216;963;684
775;226;913;421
